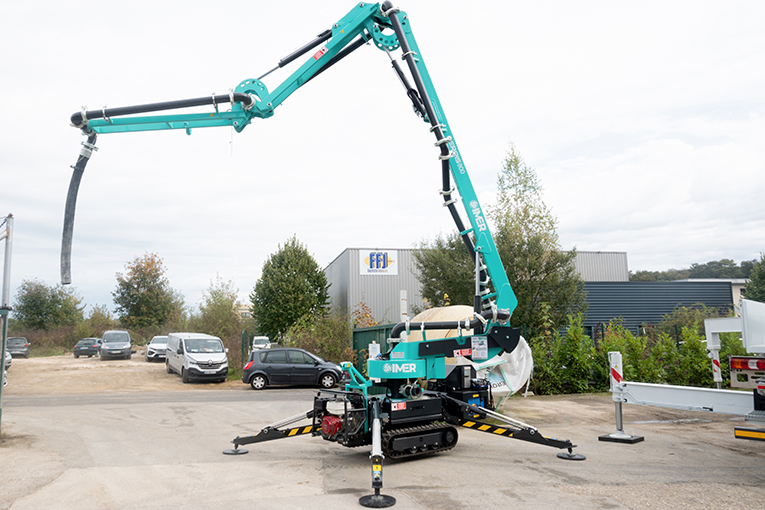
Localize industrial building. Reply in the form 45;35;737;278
324;248;737;334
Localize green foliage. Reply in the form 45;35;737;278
112;253;184;330
657;303;729;339
412;231;474;308
630;268;690;281
529;312;594;395
557;315;595;393
285;309;354;364
744;253;765;303
673;325;714;387
490;144;588;331
189;275;245;376
191;274;243;342
250;236;330;341
413;143;587;331
73;305;119;340
11;279;84;330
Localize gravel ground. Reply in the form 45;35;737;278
1;355;765;509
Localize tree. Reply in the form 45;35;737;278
11;279;84;330
412;232;474;309
250;236;330;341
192;274;243;341
744;253;765;303
414;144;587;331
112;253;183;329
490;144;586;330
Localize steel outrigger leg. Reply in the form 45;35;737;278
223;410;317;455
440;393;586;461
359;398;396;508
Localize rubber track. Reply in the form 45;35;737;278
382;422;458;459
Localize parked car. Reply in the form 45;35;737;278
4;349;11;369
250;336;274;352
242;347;343;390
100;330;132;360
74;338;102;358
165;333;228;383
6;337;30;358
145;335;168;362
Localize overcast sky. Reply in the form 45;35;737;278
1;0;764;315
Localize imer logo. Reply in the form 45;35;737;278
382;362;417;374
360;249;398;275
469;201;487;232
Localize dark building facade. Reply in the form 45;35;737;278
583;280;734;334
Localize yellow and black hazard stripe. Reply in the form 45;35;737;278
457;418;574;450
459;419;518;438
234;423;322;447
282;424;321;438
734;427;765;442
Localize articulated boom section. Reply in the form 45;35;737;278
62;1;515;324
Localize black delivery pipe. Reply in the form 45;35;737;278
70;93;254;128
389;308;510;340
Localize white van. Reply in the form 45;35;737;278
165;333;228;383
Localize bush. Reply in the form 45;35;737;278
285;309;355;365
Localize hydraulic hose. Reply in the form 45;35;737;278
385;3;489;311
61;131;97;284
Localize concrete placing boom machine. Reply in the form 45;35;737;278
63;2;585;506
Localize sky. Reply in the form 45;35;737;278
1;0;764;315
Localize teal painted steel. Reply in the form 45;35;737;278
78;3;519;366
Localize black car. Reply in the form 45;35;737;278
74;338;102;358
242;348;343;390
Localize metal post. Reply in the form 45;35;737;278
598;351;644;444
0;214;14;431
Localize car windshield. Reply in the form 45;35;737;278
184;338;223;353
150;337;167;345
102;332;129;344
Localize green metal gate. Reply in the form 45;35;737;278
352;323;394;370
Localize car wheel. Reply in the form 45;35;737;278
166;360;172;374
182;368;190;384
320;373;337;389
74;354;79;359
250;374;267;390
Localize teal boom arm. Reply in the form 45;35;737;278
66;1;517;320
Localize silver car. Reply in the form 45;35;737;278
145;336;168;362
100;330;132;360
4;349;11;369
6;337;30;358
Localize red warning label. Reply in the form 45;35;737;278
313;47;329;60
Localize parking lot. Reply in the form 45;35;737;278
1;354;764;509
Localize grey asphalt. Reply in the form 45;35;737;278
1;390;765;509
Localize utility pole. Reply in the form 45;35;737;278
0;214;14;431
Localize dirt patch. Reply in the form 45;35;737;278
3;352;244;395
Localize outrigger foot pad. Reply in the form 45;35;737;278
557;448;586;461
222;445;249;455
359;489;396;508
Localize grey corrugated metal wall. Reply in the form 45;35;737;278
583;281;733;333
325;248;423;324
575;251;629;281
325;250;349;314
